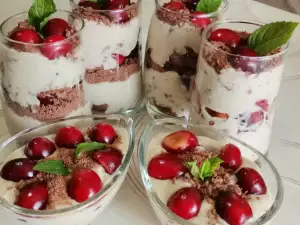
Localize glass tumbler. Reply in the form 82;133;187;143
71;0;143;114
144;0;228;119
0;11;90;135
190;20;287;155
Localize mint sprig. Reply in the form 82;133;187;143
196;0;222;13
33;160;70;176
185;157;223;181
28;0;56;31
248;21;299;55
75;142;106;158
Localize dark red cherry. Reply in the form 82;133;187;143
191;12;211;30
210;28;241;48
106;5;130;23
25;137;56;160
42;18;70;37
41;35;72;60
108;0;130;7
55;126;84;148
90;123;117;144
219;143;242;171
163;1;185;11
112;53;126;65
10;28;42;44
78;1;103;10
238;47;257;57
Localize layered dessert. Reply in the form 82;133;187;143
147;130;273;225
145;0;227;118
0;122;129;224
1;1;90;134
72;0;142;113
191;21;299;154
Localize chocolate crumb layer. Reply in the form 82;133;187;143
92;104;109;113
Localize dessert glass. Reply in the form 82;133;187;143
190;20;287;155
144;0;228;119
0;11;90;135
0;114;134;225
139;118;283;225
70;0;143;114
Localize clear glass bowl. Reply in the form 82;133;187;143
0;114;134;225
144;0;228;120
0;10;90;135
139;118;283;225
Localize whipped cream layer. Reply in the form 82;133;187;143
147;132;273;224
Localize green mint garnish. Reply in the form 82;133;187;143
185;157;223;181
33;160;70;176
196;0;222;13
88;0;107;4
28;0;56;31
248;21;299;55
75;142;106;158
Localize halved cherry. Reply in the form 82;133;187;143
25;137;56;160
255;99;269;112
205;107;229;119
112;53;126;65
90;123;117;144
41;35;72;60
210;28;241;48
42;18;70;37
10;28;42;44
219;143;242;171
162;130;198;153
163;1;185;11
191;12;211;30
148;153;188;180
55;126;84;148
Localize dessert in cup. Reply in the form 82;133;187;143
190;20;299;154
0;0;91;135
71;0;142;114
145;0;228;119
0;115;134;225
139;119;283;225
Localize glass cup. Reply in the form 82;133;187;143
0;11;90;135
70;0;143;114
0;114;134;225
144;0;228;120
190;20;287;155
139;118;283;225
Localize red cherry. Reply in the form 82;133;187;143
68;168;102;203
186;0;199;10
163;1;185;11
255;99;269;112
42;18;70;37
210;29;241;48
112;53;126;65
236;167;267;195
25;137;56;160
78;1;103;9
15;182;48;210
191;12;211;30
108;0;130;7
106;5;130;23
162;130;198;153
10;28;42;44
215;191;253;225
238;47;257;57
41;35;72;60
167;187;202;220
55;126;84;148
219;143;242;171
90;123;117;144
148;153;188;180
93;147;123;175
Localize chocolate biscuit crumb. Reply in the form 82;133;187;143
92;104;109;113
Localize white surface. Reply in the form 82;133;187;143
0;0;299;225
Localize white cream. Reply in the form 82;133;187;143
147;132;273;224
2;47;85;107
83;71;142;113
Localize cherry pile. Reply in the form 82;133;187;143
147;130;268;225
0;122;123;210
10;18;72;60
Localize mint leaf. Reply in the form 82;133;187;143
185;161;200;179
28;0;56;31
33;160;70;176
208;157;223;172
196;0;222;13
248;21;299;55
75;142;106;158
199;157;223;180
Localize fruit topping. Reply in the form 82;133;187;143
90;123;117;144
219;144;242;171
163;1;185;11
255;99;269;112
42;18;70;37
248;111;264;126
230;47;258;73
41;34;72;60
237;47;257;57
55;126;84;148
205;107;229;119
106;7;130;23
68;168;102;203
148;153;188;180
236;167;267;195
185;0;199;10
112;53;126;65
191;12;211;30
215;191;253;225
25;137;56;160
78;1;103;9
167;187;202;220
210;29;241;48
162;130;198;153
1;158;37;182
93;147;123;175
10;28;42;44
108;0;130;7
15;182;48;210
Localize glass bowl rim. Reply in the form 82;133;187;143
0;10;85;47
0;114;134;217
139;118;284;225
202;19;289;59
